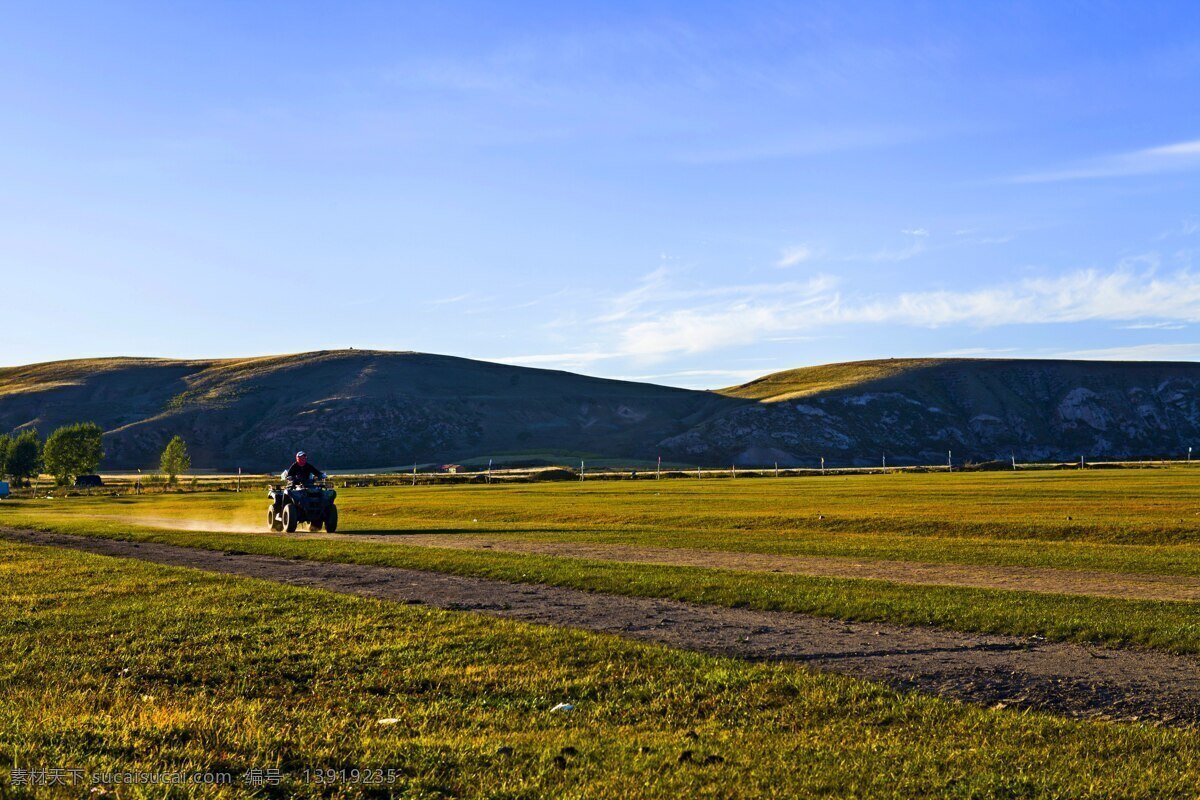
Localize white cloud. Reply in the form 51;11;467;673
840;265;1200;328
615;275;838;358
775;245;813;268
491;351;620;370
614;367;767;385
593;267;673;323
932;347;1019;357
1010;137;1200;183
497;261;1200;367
857;233;928;262
1150;141;1200;157
1121;321;1187;330
672;126;930;164
428;293;474;305
1054;343;1200;361
1157;217;1200;240
603;262;1200;360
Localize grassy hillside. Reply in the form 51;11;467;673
0;350;737;470
721;358;945;401
680;357;1200;466
6;351;1200;469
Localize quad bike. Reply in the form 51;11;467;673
268;478;339;533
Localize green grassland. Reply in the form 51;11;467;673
6;469;1200;653
4;539;1200;798
720;357;939;401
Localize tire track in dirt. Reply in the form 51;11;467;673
311;532;1200;603
5;527;1200;727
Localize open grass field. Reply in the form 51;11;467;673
6;469;1200;651
6;539;1200;798
5;468;1200;796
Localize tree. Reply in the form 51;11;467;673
43;422;104;486
7;429;43;487
160;436;191;485
0;434;11;478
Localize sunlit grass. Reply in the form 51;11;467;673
3;540;1200;798
6;470;1200;653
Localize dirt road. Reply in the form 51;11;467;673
5;527;1199;726
316;532;1200;603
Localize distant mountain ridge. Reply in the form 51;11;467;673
710;358;1200;466
2;350;1199;469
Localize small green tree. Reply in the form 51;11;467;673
7;429;43;487
0;434;11;478
160;436;191;485
43;422;105;486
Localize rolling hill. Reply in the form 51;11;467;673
3;351;1200;469
700;358;1200;466
0;350;738;470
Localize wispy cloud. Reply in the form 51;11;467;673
855;229;929;263
775;245;813;268
491;351;620;370
614;274;839;357
932;347;1019;357
495;258;1200;368
1156;216;1200;240
429;293;475;305
606;260;1200;360
1054;343;1200;361
1010;137;1200;183
1121;321;1187;330
613;367;767;384
673;126;929;164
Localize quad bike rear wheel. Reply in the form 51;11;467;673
309;521;323;532
282;503;299;533
268;505;283;532
325;504;339;533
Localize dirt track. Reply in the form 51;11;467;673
5;526;1200;727
316;532;1200;603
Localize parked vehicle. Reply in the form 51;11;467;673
74;474;104;488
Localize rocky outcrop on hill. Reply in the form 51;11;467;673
676;359;1200;466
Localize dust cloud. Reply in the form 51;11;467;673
89;514;263;534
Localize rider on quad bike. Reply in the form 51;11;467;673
267;451;339;533
285;451;325;485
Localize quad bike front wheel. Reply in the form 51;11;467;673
324;504;339;533
282;503;299;533
268;505;283;532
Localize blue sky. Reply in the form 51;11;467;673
4;2;1200;387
